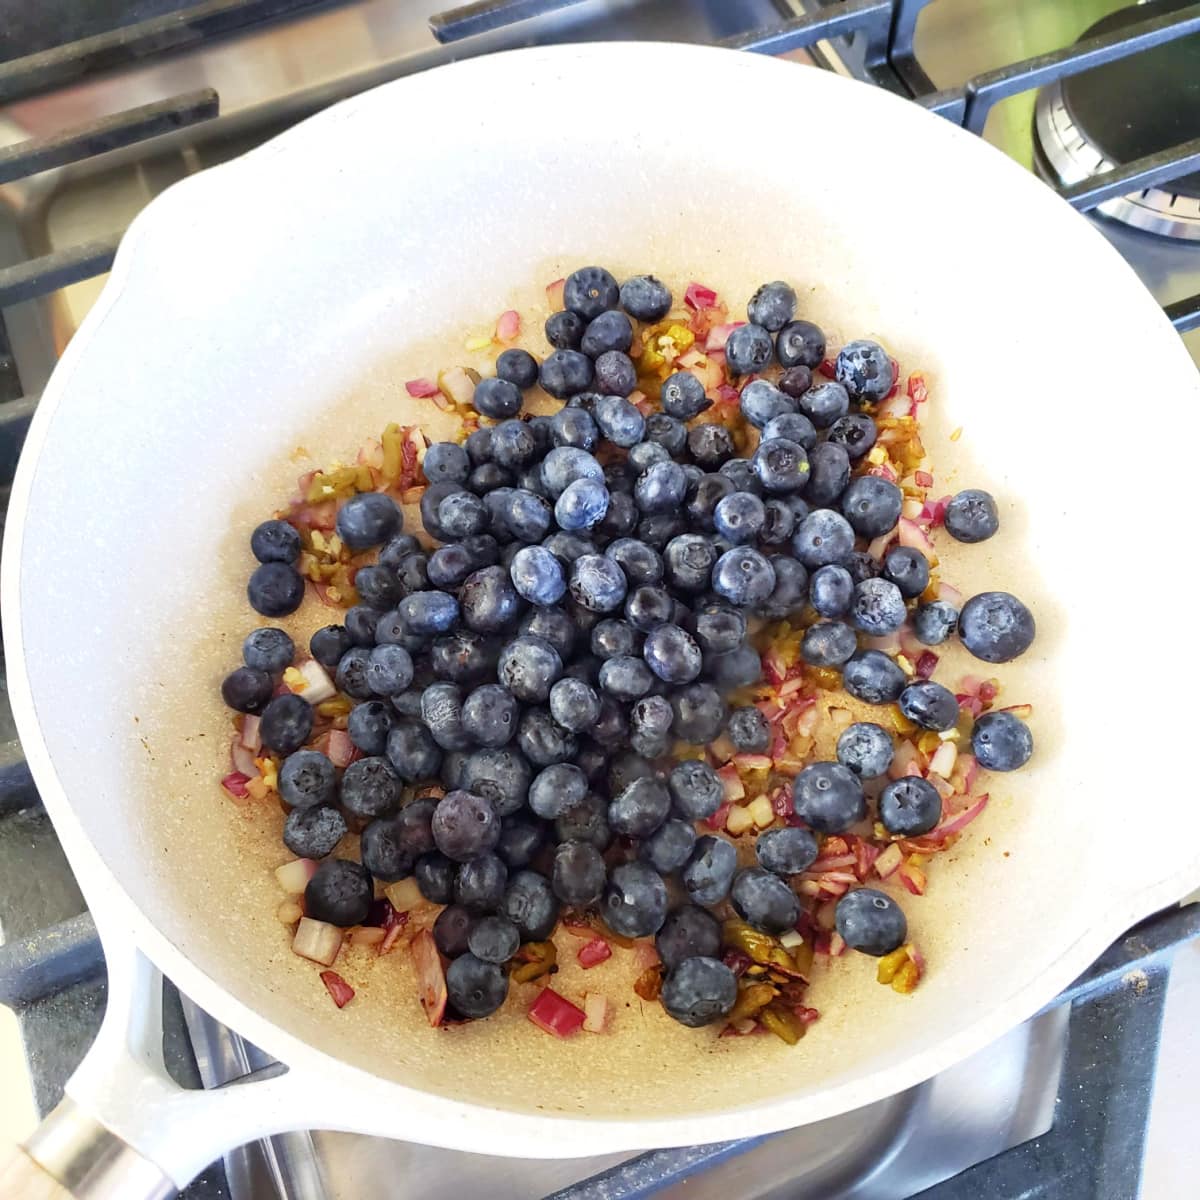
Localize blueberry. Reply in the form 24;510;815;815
591;619;641;660
845;551;882;586
352;564;402;610
392;554;431;600
332;647;370;699
386;720;442;781
640;819;697;875
445;953;508;1020
414;852;457;903
472;377;522;421
804;443;851;509
497;634;562;703
247;562;303;617
643;624;702;685
945;489;1000;543
283;806;346;860
359;816;414;882
498;813;548;868
827;412;878;460
433;904;476;957
431;790;499;863
638;511;690;550
971;711;1034;771
570;553;628;613
661;957;737;1028
467;914;521;966
514;611;572;665
800;620;857;667
363;644;412;697
726;706;770;754
470;463;513;495
959;592;1036;663
544;531;597;566
465;426;495;463
602;543;660;592
581;309;633;357
725;323;774;376
779;365;814;399
397;591;459;636
620;273;672;320
603;861;669;938
760;499;798;546
583;348;635;399
346;701;394;756
663;534;718;593
879;776;942;837
493;346;538;390
430;631;496;685
755;554;808;621
687;423;736;469
706;644;764;690
548;410;596;456
883;546;930;600
851;578;907;636
798;380;849;429
632;461;686;515
842;649;907;704
776;320;826;369
528;762;589;820
913;600;959;645
564;266;619;320
731;866;801;934
739;379;793;429
336;492;402;550
630;694;674;757
309;625;351;671
546;310;585;349
378;533;423;571
693;606;746;655
552;840;607;906
747;280;797;331
839;476;901;540
517;707;578;766
682;835;738;905
792;509;854;569
807;564;851;619
305;859;372;927
460;747;532;817
540;349;595;399
835;339;895;404
434;492;485;543
491;421;540;471
644;412;688;456
792;762;866;833
711;546;776;607
503;869;560;941
710;492;762;545
625;585;673;632
608;777;671;838
555;479;610;531
278;749;336;810
756;826;819;876
898;680;958;732
455;853;508;914
419;681;470;752
599;654;654;701
762;413;817;454
836;888;907;956
221;666;273;714
670;682;728;743
259;694;313;755
458;684;517;748
660;371;711;420
752;437;810;495
656;907;722;972
836;722;893;779
541;448;604;502
250;519;301;565
340;756;402;820
555;793;611;852
593;394;646;447
459;566;523;635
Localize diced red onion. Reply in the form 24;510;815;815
293;917;343;966
898;517;936;555
684;281;718;310
528;988;586;1038
907;372;929;406
866;532;895;562
705;321;743;352
829;933;847;957
221;772;251;800
771;787;794;818
956;694;984;718
410;929;447;1027
937;581;962;606
915;651;939;680
578;939;612;969
889;738;923;780
275;858;318;894
926;794;989;844
705;803;731;832
583;993;610;1033
716;383;740;407
405;377;441;398
495;309;520;342
1000;703;1033;719
545;278;565;307
240;715;262;753
978;679;999;704
716;764;745;802
722;948;752;977
818;358;837;378
230;738;259;779
320;970;355;1008
327;729;356;769
633;942;661;970
915;470;933;488
865;464;898;483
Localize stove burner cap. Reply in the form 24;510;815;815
1034;0;1200;240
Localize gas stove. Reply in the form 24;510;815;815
1;4;1198;1198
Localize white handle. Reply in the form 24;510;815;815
21;941;333;1197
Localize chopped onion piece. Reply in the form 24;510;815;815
240;715;262;753
494;309;520;342
633;942;662;970
410;929;447;1027
545;277;565;308
874;843;904;879
528;988;586;1038
221;771;251;800
276;899;303;925
748;794;775;829
275;858;318;894
897;859;927;895
577;938;612;969
582;993;610;1033
327;729;356;769
779;929;807;951
293;917;343;966
928;741;957;779
350;927;386;947
716;763;745;802
705;802;731;832
320;970;355;1008
384;877;424;913
438;366;476;408
926;794;989;844
684;281;718;310
230;740;259;779
725;805;755;836
290;659;336;704
405;377;441;398
937;581;963;606
898;517;936;556
829;933;847;957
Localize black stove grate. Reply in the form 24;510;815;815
1;3;1198;1198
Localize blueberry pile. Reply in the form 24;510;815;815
222;266;1037;1031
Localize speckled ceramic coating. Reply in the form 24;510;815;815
4;41;1199;1166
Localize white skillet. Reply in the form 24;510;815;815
2;41;1198;1200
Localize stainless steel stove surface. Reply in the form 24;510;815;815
1;3;1199;1199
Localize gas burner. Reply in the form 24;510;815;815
1034;0;1200;240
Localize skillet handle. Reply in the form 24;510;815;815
0;1144;74;1200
